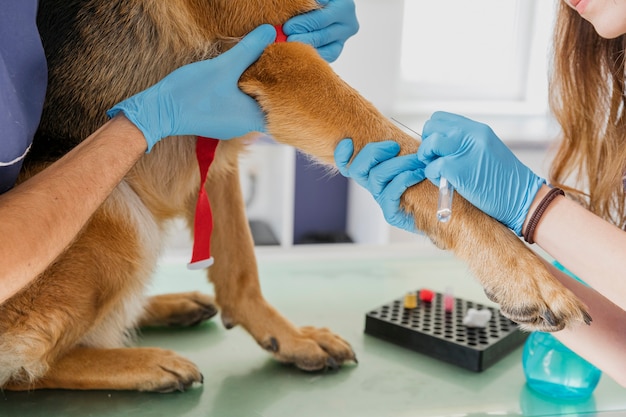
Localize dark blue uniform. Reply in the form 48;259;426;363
0;1;47;193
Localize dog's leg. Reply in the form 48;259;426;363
193;145;355;370
4;346;202;392
137;292;218;328
0;181;202;391
239;42;591;332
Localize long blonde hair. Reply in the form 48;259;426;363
549;1;626;228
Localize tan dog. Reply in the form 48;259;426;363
0;0;589;392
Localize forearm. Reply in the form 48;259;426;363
0;115;146;304
545;261;626;387
524;185;626;311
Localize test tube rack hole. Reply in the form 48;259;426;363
364;289;528;372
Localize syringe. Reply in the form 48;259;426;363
437;177;454;223
391;118;455;223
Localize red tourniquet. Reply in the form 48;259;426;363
188;137;219;269
188;24;287;269
274;24;288;43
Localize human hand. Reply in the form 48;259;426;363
334;139;425;233
107;24;277;152
418;111;546;235
283;0;359;62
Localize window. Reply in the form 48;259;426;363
394;0;558;120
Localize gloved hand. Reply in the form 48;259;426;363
107;24;276;152
283;0;359;63
418;111;546;235
334;139;425;233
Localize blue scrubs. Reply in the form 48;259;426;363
0;1;48;193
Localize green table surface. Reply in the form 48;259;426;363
2;242;625;417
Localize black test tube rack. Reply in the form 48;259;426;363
364;289;529;372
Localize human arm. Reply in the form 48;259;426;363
283;0;359;62
0;24;277;303
0;115;146;304
528;185;626;312
546;259;626;387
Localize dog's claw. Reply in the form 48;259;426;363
483;289;498;303
326;357;338;371
262;337;280;353
221;314;236;329
541;309;558;327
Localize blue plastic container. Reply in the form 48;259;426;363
521;261;602;399
523;331;601;399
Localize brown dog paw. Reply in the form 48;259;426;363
139;292;218;328
484;276;591;332
5;347;203;392
261;326;357;371
143;349;204;393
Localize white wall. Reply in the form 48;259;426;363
330;0;407;244
331;0;405;114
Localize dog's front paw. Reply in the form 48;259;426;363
484;276;591;332
449;215;592;333
260;326;356;371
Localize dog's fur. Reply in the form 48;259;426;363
0;0;590;392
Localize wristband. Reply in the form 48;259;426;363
523;187;565;244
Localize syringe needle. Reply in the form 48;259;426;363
390;118;455;223
437;177;454;223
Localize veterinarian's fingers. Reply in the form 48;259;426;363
334;138;354;176
416;131;456;164
422;156;455;189
421;111;471;139
375;170;422;231
283;0;358;62
380;170;425;205
285;0;352;34
383;209;415;232
286;24;340;47
422;157;444;187
314;41;344;63
222;24;277;74
349;141;400;187
366;154;423;197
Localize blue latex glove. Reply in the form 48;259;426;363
107;25;276;152
283;0;359;62
334;139;425;232
418;111;546;235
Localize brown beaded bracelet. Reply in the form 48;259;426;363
523;187;565;244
